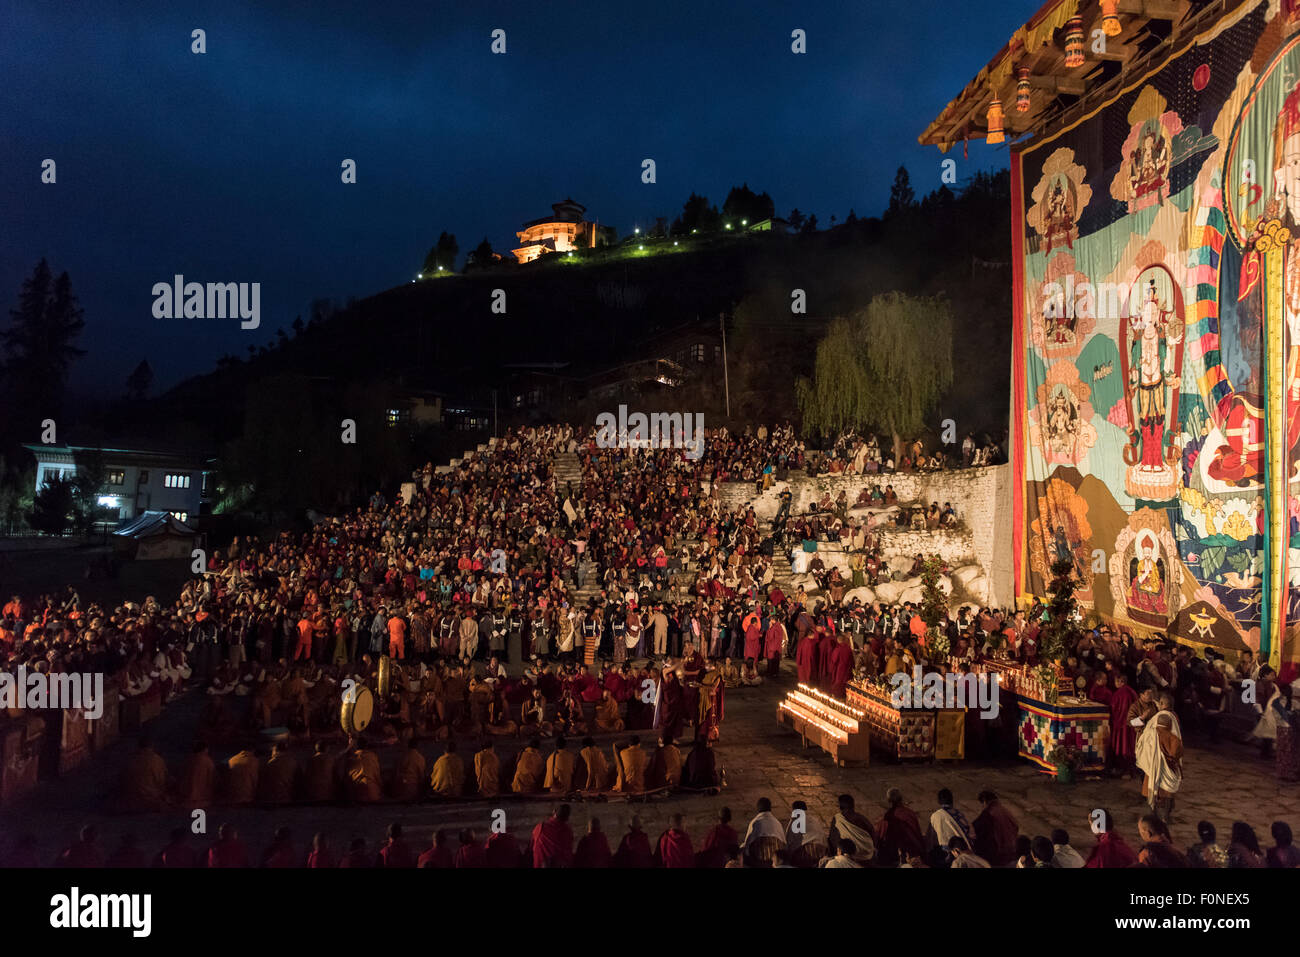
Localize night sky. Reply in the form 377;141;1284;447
3;0;1024;395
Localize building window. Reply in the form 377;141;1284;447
170;511;188;523
714;345;722;362
139;470;150;484
692;343;706;362
386;408;409;428
164;473;191;489
107;470;125;486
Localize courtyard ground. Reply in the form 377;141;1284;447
3;656;1297;866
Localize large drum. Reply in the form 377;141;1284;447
378;656;397;698
341;685;375;736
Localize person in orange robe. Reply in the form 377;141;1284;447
178;741;215;807
578;736;610;790
387;613;407;660
259;742;299;804
430;739;466;797
544;736;578;793
390;738;427;800
341;738;382;803
475;739;501;797
119;734;171;812
512;739;545;793
613;736;648;792
304;740;338;802
594;690;625;731
224;748;261;804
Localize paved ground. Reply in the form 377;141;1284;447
4;658;1298;865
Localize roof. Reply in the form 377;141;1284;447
919;0;1214;152
114;510;196;539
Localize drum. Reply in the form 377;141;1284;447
341;686;375;735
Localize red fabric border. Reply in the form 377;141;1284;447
1010;150;1027;600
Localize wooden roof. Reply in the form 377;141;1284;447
919;0;1232;152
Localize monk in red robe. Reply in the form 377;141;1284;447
971;790;1019;867
656;814;695;868
613;816;655;868
1108;674;1140;775
417;830;455;868
796;632;818;685
531;804;575;868
1084;810;1138;867
828;635;854;698
574;818;613;868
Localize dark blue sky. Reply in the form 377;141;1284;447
3;0;1025;394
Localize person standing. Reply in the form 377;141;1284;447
1135;692;1182;822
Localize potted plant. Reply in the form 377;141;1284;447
1047;744;1082;783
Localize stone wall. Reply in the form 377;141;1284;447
715;464;1014;607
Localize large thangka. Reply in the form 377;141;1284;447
1011;0;1300;674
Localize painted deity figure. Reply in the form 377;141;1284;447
1128;532;1167;615
1129;279;1182;471
1043;178;1076;252
1046;388;1078;456
1128;125;1170;209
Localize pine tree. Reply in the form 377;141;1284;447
919;557;950;658
2;260;85;426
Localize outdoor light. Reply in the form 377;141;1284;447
639;245;644;250
634;227;640;234
725;223;732;229
673;241;677;246
1064;16;1085;67
742;219;747;225
985;98;1005;144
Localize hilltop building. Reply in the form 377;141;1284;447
512;199;615;263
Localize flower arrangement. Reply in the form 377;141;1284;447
1047;743;1083;782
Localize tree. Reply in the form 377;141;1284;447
787;208;806;231
291;316;305;336
722;183;775;225
2;259;86;427
887;166;916;218
29;475;75;536
919;557;950;659
466;237;497;269
423;232;458;274
70;448;107;535
676;193;721;234
800;214;818;234
125;359;153;400
1034;555;1080;704
796;292;953;463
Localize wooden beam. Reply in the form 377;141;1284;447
1028;75;1087;96
1117;0;1183;20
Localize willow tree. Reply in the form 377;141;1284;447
796;292;953;462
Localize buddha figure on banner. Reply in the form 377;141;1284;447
1122;271;1183;502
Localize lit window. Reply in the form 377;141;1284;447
164;473;191;489
108;470;125;486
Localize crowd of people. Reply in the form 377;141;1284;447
14;785;1297;869
1;421;1293;870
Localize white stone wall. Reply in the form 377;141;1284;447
715;464;1013;607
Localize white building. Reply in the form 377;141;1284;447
25;444;214;526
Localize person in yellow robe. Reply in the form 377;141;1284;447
259;742;299;804
391;738;427;800
511;738;545;793
475;739;501;797
119;734;171;811
341;737;382;803
649;736;682;789
544;736;578;793
720;658;742;689
304;740;338;802
429;740;466;797
595;690;624;732
224;747;261;804
613;736;648;793
579;736;610;791
178;741;215;807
